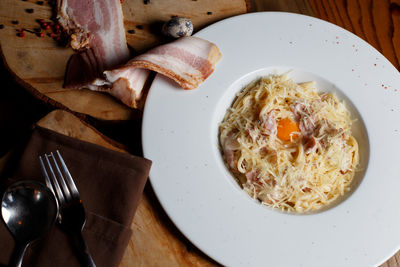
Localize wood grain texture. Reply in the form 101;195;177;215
0;0;248;120
251;0;314;15
309;0;400;70
37;110;216;267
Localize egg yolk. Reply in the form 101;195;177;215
277;118;300;142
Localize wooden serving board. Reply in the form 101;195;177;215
0;0;249;120
36;109;215;266
34;109;400;267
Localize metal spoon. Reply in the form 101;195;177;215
1;180;58;267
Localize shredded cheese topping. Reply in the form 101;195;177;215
219;74;359;212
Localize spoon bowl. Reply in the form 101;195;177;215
1;180;58;267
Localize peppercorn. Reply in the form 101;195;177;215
25;8;34;13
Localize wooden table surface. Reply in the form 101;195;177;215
1;0;400;266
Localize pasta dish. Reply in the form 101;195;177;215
219;73;359;212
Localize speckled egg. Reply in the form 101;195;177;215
162;17;193;38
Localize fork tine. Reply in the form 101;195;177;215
39;155;54;194
44;154;66;205
50;152;72;202
56;150;80;199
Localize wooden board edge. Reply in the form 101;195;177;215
37;109;131;152
0;44;87;119
245;0;251;12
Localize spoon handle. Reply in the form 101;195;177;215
9;242;28;267
70;231;96;267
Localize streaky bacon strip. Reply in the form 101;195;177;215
98;36;221;108
58;0;130;72
123;36;222;90
103;68;150;108
64;34;221;108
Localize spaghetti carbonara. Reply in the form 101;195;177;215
219;74;359;212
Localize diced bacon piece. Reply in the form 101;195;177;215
245;170;259;183
120;36;221;89
304;137;317;154
299;115;316;138
222;132;240;172
291;102;306;121
223;148;237;172
260;111;277;135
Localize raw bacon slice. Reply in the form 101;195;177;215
103;68;150;108
99;36;221;108
65;35;221;108
57;0;130;71
121;36;222;90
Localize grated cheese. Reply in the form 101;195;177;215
219;74;359;213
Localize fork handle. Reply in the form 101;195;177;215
71;231;96;267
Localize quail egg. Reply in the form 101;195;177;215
162;17;193;38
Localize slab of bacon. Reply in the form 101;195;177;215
57;0;130;71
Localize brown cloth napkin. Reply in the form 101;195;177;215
0;126;152;267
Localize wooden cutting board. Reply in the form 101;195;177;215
0;0;249;120
36;109;216;266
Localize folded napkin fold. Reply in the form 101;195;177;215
0;126;152;267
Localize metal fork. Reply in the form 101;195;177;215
39;150;96;267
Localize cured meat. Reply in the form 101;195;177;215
110;36;222;90
61;5;222;109
58;0;130;73
103;68;150;108
99;36;221;108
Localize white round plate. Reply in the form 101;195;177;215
142;12;400;267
